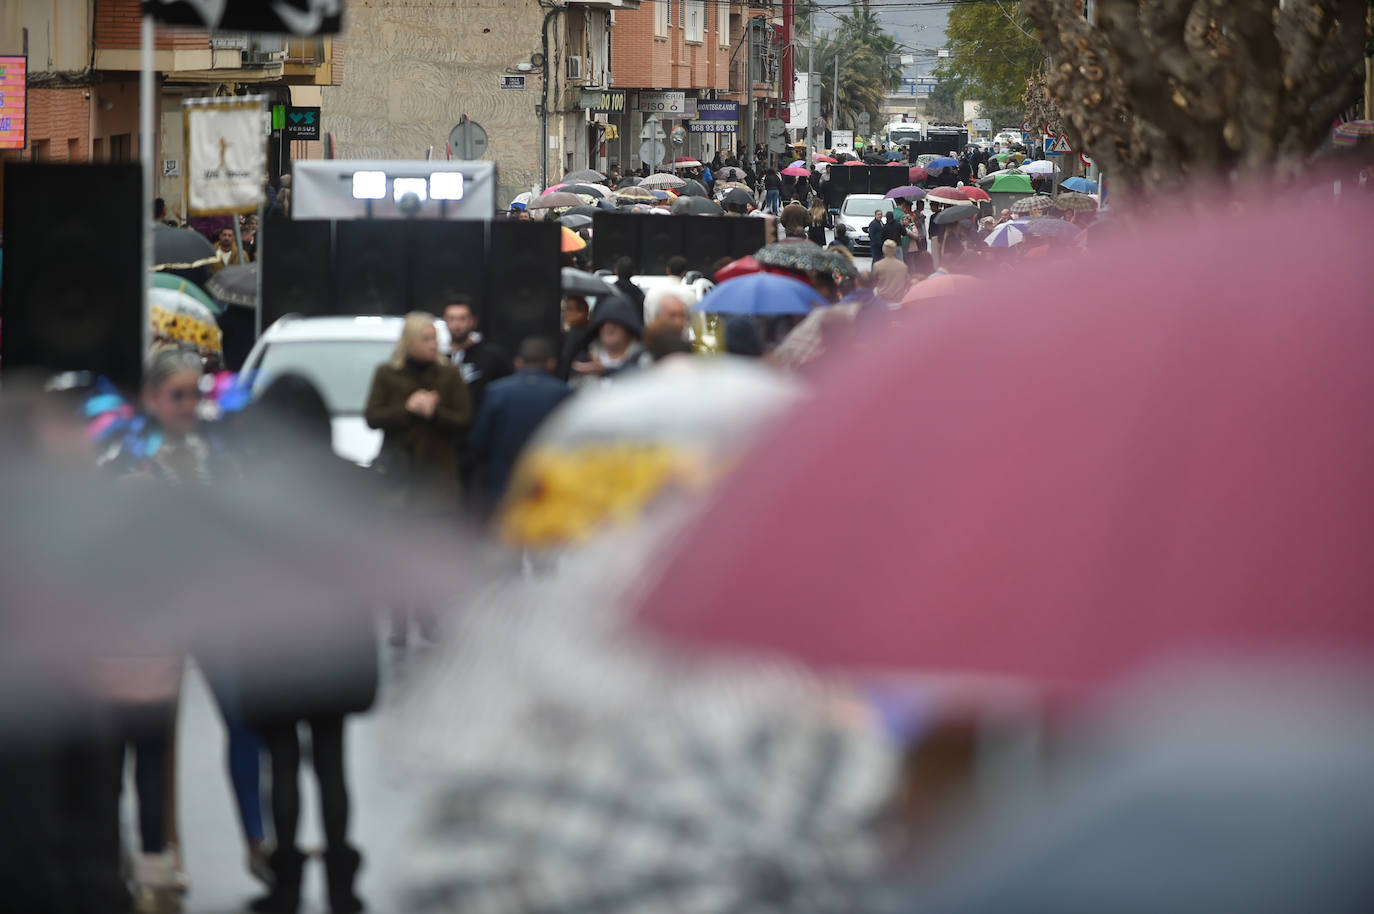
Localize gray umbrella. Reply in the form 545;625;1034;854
153;222;217;269
677;178;709;198
1017;216;1082;240
903;667;1374;914
671;195;723;216
558;213;593;230
933;204;980;225
717;186;754;207
562;267;618;297
563;169;606;184
205;262;257;308
717;166;747;182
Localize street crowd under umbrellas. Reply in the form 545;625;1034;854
4;98;1374;914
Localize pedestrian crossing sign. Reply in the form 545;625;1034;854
1046;135;1073;155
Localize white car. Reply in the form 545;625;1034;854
836;194;899;255
241;315;451;466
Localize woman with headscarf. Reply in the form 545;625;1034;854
568;293;647;391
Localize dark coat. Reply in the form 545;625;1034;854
450;335;513;415
363;358;472;510
470;369;573;502
615;276;647;324
868;217;886;251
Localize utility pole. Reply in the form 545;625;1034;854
833;49;839;133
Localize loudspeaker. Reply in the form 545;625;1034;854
638;215;687;274
260;219;333;329
406;221;486;316
727;218;767;259
591;213;640;272
826;166;850;210
336;220;407;315
682;216;731;275
1;163;144;392
485;221;561;357
871;166;909;197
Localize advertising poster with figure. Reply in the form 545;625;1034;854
184;96;268;216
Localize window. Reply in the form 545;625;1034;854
654;0;668;37
92;138;104;161
719;3;731;47
685;0;704;42
68;139;80;161
110;133;132;162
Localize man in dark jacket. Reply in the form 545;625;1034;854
867;211;886;254
614;257;646;323
444;299;513;412
469;338;573;505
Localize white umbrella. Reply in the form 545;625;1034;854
984;220;1029;248
1019;160;1059;175
641;172;686;189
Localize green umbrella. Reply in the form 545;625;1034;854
151;271;222;315
988;173;1034;194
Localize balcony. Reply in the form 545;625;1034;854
283;36;336;85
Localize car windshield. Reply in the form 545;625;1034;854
251;340;394;415
888;129;921;145
842;198;895;216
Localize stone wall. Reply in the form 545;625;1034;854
322;0;548;209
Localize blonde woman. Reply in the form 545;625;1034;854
807;197;829;246
364;312;472;515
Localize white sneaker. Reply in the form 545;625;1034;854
132;851;183;914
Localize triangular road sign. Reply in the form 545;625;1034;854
1050;135;1073;154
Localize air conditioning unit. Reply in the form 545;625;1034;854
567;56;584;80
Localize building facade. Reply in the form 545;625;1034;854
0;0;340;220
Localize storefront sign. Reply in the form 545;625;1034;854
639;90;686;114
580;89;626;113
284;106;321;141
687;100;738;133
0;56;27;150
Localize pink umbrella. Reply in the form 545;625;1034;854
637;188;1374;689
781;166;811;177
908;166;929;182
899;272;982;304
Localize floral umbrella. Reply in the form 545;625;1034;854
754;241;832;275
1009;195;1054;217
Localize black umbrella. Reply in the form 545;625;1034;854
718;187;754;207
563;168;606;184
563;204;601;218
671;195;724;216
561;267;617;297
153;222;217;268
677;178;709;198
558;214;593;230
563;183;611;199
615;176;642;189
205;262;257;309
862;155;886;165
934;204;980;225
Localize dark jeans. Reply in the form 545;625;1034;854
260;717;350;850
110;702;175;853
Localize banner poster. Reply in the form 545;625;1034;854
184;97;268;216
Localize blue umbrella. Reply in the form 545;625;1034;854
1061;176;1099;194
927;156;960;170
693;273;822;316
882;151;904;162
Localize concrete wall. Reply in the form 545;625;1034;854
1;0;93;71
321;0;546;209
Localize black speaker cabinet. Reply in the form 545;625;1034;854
260;219;333;329
682;217;732;275
406;221;486;317
484;221;561;357
591;212;640;272
335;220;407;315
638;215;687;275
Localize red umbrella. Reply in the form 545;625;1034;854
637;188;1374;689
814;155;838;163
908;166;928;182
781;166;811;177
712;255;763;283
843;161;868;167
958;185;992;202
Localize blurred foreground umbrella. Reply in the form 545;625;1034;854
754;240;832;274
693;273;821;316
636;190;1374;687
408;716;892;914
204;262;257;309
1009;195;1053;217
148;285;222;360
900;273;983;304
563;169;606;184
561;267;616;297
713;255;762;283
909;665;1374;914
671;194;723;215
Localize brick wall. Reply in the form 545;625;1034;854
21;87;91;160
329;35;345;86
610;0;734;90
95;0;210;50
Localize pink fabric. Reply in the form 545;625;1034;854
638;189;1374;688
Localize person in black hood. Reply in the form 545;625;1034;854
569;293;646;391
